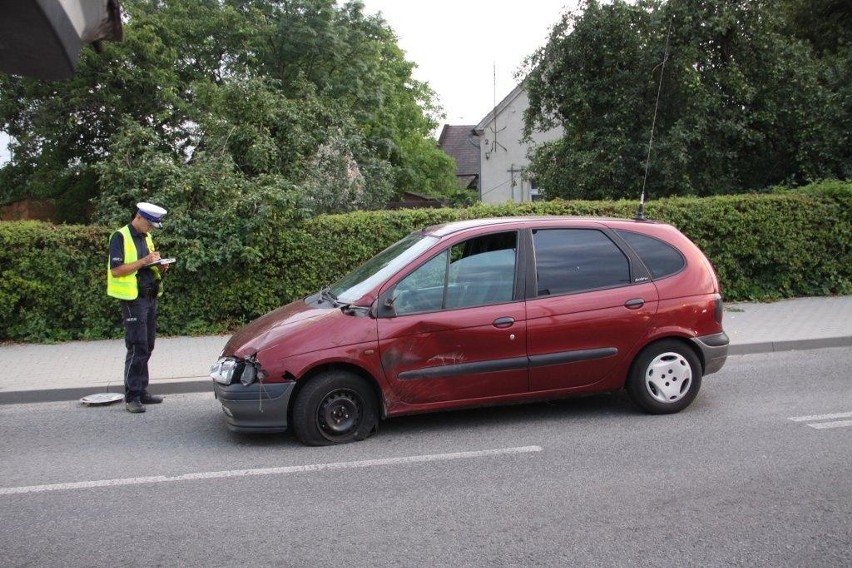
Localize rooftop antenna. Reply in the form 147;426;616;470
491;62;496;153
636;19;672;221
487;62;507;156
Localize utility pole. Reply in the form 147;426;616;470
507;164;521;202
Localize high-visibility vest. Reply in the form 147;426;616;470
106;225;162;300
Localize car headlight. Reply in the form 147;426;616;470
210;357;238;385
210;356;268;386
240;361;256;386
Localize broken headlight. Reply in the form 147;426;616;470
210;357;238;385
210;356;266;386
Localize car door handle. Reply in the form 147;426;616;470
624;298;645;309
492;317;515;328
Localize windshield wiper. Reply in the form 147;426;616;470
318;287;338;306
322;286;355;307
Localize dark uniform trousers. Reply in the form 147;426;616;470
121;292;157;402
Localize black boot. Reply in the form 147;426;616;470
126;400;146;413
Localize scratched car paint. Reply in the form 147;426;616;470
210;216;729;446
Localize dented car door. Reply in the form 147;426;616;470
376;231;528;406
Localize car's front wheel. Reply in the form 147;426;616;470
292;371;378;446
626;340;702;414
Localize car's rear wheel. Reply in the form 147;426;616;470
626;340;702;414
292;371;378;446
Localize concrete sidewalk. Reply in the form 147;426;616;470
1;296;851;404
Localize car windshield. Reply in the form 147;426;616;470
329;232;438;304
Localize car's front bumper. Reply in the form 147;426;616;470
691;332;729;375
212;380;296;433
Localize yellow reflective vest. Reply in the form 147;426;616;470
106;225;162;300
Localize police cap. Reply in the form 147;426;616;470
136;202;167;228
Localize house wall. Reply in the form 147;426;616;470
477;88;563;204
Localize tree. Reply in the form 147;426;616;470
781;0;852;56
523;0;849;200
780;0;852;180
257;0;458;198
0;0;457;222
523;0;661;200
301;129;394;214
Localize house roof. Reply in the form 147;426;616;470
475;81;527;132
387;191;446;210
438;125;480;177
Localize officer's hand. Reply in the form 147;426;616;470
144;251;161;265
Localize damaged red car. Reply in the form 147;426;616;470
210;216;729;445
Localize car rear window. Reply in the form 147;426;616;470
533;229;631;295
616;229;685;279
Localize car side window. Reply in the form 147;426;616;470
615;229;685;279
533;229;630;296
392;232;517;315
392;251;448;314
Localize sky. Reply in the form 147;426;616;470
359;0;577;127
0;1;576;164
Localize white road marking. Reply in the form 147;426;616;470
788;411;852;430
0;445;543;497
788;411;852;422
807;420;852;430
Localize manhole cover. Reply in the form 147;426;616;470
80;393;124;405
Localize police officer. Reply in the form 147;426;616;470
107;202;169;413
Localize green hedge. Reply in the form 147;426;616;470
1;181;850;343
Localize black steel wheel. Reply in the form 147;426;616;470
626;340;702;414
292;371;378;446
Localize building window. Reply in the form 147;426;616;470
529;178;542;201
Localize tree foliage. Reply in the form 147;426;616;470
781;0;852;56
523;0;850;201
0;0;457;224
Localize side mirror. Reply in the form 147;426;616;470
375;290;397;318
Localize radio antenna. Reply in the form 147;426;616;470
636;19;672;221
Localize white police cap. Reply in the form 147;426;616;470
136;202;167;228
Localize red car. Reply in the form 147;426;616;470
211;217;729;445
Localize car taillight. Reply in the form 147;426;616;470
714;294;723;324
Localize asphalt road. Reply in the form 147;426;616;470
1;348;850;567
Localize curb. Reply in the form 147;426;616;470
2;337;850;405
0;379;213;405
727;336;852;356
